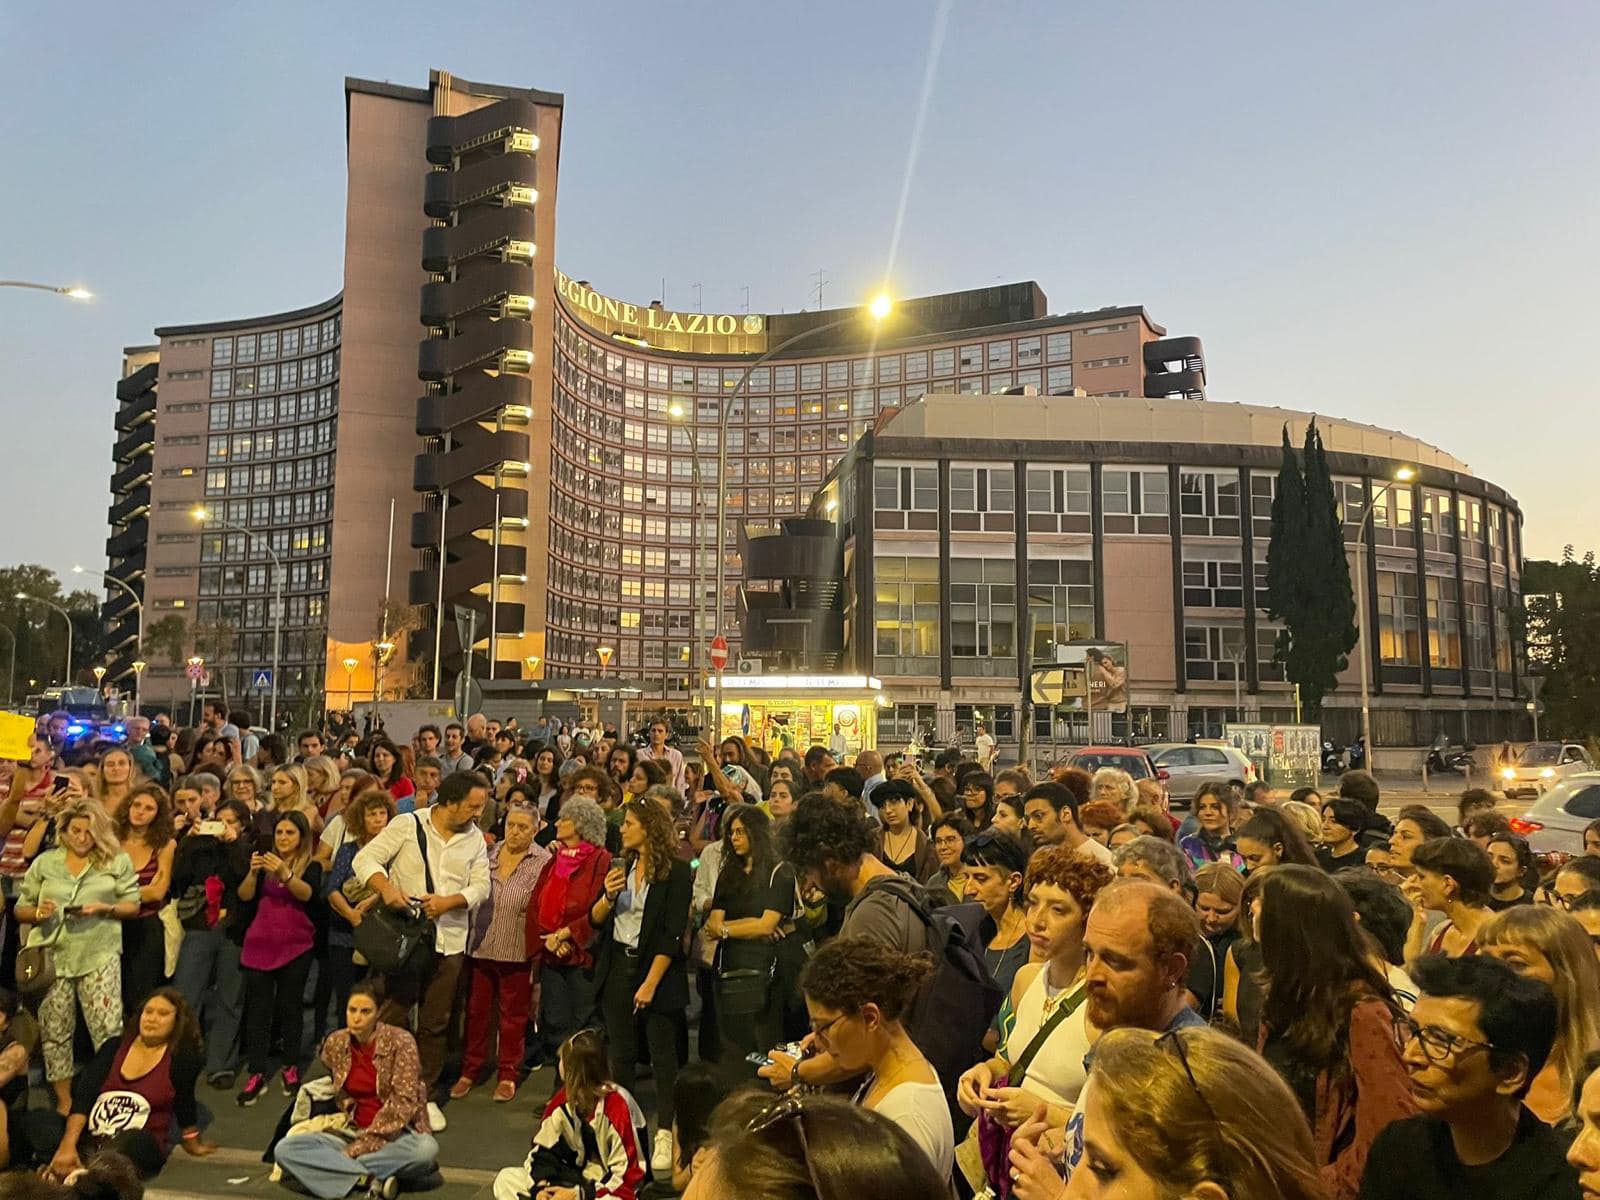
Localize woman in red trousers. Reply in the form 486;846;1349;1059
453;806;551;1102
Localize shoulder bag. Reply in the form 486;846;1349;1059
351;814;437;978
18;871;87;1004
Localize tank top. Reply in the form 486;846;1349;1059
1003;967;1092;1108
88;1039;177;1159
132;851;161;918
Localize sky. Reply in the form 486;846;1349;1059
3;1;1596;588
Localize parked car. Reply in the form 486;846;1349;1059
1062;746;1169;805
1145;742;1257;807
1509;772;1600;856
1500;741;1597;801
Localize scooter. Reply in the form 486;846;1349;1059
1347;736;1367;772
1426;733;1475;775
1321;740;1347;773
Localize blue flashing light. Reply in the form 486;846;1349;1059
66;724;86;736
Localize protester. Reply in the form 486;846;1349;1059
1486;833;1535;910
1318;797;1372;872
1188;862;1244;1019
1361;955;1579;1199
1113;835;1195;901
271;982;438;1200
1479;905;1600;1125
957;772;996;832
703;803;790;1065
870;780;937;879
1089;767;1136;812
1387;806;1454;875
1236;806;1320;871
17;800;140;1114
591;797;691;1174
1333;868;1420;1012
1255;865;1415;1198
112;785;176;1016
1179;782;1244;870
1022;782;1114;865
527;797;611;1069
1404;836;1496;959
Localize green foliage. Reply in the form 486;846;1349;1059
1264;421;1359;717
0;565;103;696
144;615;188;667
1522;548;1600;737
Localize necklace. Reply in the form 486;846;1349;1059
883;827;915;863
1040;963;1087;1018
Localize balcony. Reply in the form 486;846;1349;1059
406;541;528;608
410;481;529;546
420;261;537;327
421;207;537;273
112;425;156;465
412;428;531;492
426;98;541;165
423;154;538;220
1143;335;1206;399
113;389;156;432
111;456;153;494
105;525;146;559
108;485;151;525
416;371;532;436
115;362;158;403
418;318;535;381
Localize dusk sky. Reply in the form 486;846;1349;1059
5;1;1595;588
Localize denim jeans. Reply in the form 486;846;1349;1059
172;926;245;1076
274;1131;439;1200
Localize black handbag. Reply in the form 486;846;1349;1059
713;864;779;1016
352;815;438;978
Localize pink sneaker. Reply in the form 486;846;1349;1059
282;1065;301;1095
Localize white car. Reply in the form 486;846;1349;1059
1146;742;1257;807
1499;742;1596;801
1510;772;1600;857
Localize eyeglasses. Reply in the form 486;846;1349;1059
1157;1029;1219;1124
1553;890;1593;911
745;1094;825;1197
808;1012;850;1047
1394;1016;1496;1065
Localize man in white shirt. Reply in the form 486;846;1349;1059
636;719;686;792
973;724;996;772
1021;781;1114;865
353;772;490;1129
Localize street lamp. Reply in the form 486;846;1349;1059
186;655;205;726
524;654;541;677
341;656;359;716
668;400;708;730
596;645;614;677
74;565;144;712
15;593;72;686
92;666;106;690
0;280;93;301
1353;465;1416;761
193;507;282;730
712;294;896;724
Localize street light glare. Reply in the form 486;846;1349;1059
668;403;685;419
71;565;86;574
64;287;93;301
191;507;210;521
868;293;893;320
1394;466;1416;482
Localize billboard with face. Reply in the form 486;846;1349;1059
1028;642;1129;714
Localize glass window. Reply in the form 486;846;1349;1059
987;341;1012;369
210;370;232;398
1183;623;1248;682
1378;570;1423;665
1027;559;1095;654
932;348;955;376
1046;332;1072;362
951;558;1017;665
959;345;983;372
211;338;233;367
235;334;257;364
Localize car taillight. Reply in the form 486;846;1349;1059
1508;817;1543;835
1157;769;1170;781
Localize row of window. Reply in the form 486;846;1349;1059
1377;572;1513;673
206;422;335;463
208;390;337;431
191;603;327;651
197;525;330;563
211;354;336;398
198;559;328;596
203;455;334;496
209;317;340;368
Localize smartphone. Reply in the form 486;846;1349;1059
745;1051;774;1069
197;820;225;838
50;776;70;795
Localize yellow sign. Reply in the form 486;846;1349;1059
555;269;767;352
0;712;35;762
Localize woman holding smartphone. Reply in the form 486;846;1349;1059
235;810;323;1107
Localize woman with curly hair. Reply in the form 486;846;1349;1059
21;987;216;1180
957;846;1116;1195
113;786;176;1017
590;797;691;1172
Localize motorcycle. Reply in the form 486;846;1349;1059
1347;736;1367;772
1426;733;1475;775
1321;740;1347;773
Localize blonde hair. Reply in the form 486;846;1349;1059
270;763;310;812
1090;767;1137;813
1194;861;1245;906
1280;800;1323;847
302;755;340;797
55;799;124;868
1089;1027;1329;1200
1479;906;1600;1105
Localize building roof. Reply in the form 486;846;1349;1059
153;292;342;338
876;393;1474;475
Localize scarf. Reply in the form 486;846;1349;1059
539;840;601;932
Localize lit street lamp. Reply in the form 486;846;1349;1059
74;565;144;712
711;294;895;724
186;655;205;726
525;654;541;677
1353;466;1416;759
596;645;614;677
193;508;282;730
0;280;93;300
342;656;359;716
15;593;72;686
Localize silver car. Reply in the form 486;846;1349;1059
1499;742;1596;801
1147;742;1257;807
1510;772;1600;856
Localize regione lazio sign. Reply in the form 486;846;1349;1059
555;269;767;352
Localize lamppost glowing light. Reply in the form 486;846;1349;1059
667;402;685;419
64;288;93;301
596;645;614;676
868;293;893;321
0;280;94;301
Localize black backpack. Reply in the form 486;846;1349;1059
861;876;1004;1113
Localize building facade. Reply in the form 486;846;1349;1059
762;394;1526;751
104;68;1239;718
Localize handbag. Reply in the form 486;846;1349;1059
352;814;438;978
18;873;86;1004
712;862;782;1016
969;980;1088;1199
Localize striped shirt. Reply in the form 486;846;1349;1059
468;841;551;962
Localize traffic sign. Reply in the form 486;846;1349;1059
185;661;205;682
453;672;482;719
709;635;729;671
251;669;273;690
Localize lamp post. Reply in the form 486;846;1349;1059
15;593;72;686
669;400;707;731
596;645;613;677
0;626;14;708
186;655;205;727
374;640;395;724
74;565;144;712
1353;466;1416;760
711;294;894;726
0;281;92;300
193;508;281;730
342;656;359;716
524;654;541;678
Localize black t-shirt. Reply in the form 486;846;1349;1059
1317;843;1369;872
1487;890;1532;912
1186;928;1238;1020
712;858;795;974
1357;1107;1579;1200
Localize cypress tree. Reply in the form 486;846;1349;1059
1265;423;1309;651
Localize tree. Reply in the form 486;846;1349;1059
0;565;100;691
1264;420;1359;718
191;617;240;709
144;615;188;667
1522;549;1600;737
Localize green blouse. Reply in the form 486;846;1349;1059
18;848;139;979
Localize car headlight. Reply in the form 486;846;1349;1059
1540;768;1556;779
1501;768;1516;781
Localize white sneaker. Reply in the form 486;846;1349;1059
427;1101;448;1132
651;1128;673;1177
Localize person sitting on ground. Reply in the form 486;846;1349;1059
682;1090;950;1200
22;989;215;1181
0;1150;145;1200
272;982;438;1200
662;1062;729;1195
1360;955;1580;1200
490;1028;646;1200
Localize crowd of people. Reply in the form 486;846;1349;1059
3;704;1600;1200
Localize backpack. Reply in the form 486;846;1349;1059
858;875;1004;1114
